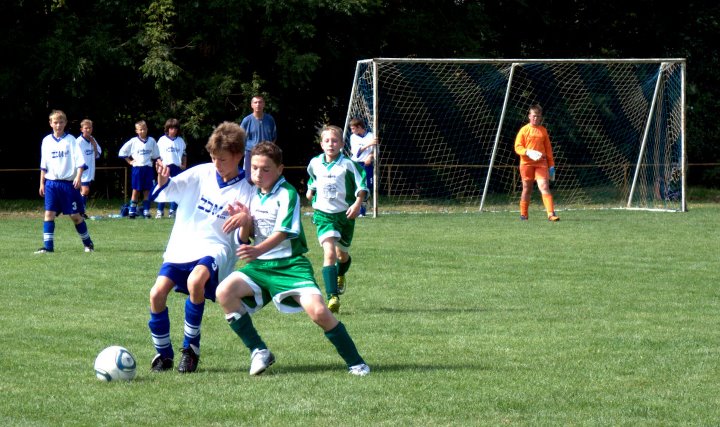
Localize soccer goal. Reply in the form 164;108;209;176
343;58;686;215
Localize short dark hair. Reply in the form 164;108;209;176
251;141;282;166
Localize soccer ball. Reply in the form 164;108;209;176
94;346;137;382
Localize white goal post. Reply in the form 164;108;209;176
343;58;686;215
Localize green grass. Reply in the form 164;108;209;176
1;203;719;425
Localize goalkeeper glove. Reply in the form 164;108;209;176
526;149;542;161
549;166;556;181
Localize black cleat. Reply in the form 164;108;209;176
177;347;199;373
150;354;173;372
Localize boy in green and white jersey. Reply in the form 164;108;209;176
306;125;368;313
216;141;369;376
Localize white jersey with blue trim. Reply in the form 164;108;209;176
350;130;374;163
157;134;186;166
307;153;368;214
118;136;159;166
151;163;254;281
76;135;102;182
40;133;86;181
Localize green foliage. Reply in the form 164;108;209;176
1;208;719;424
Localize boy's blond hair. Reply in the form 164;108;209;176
49;110;67;122
321;125;343;141
80;119;93;128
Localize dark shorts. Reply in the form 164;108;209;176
158;256;219;301
44;180;83;215
131;165;156;191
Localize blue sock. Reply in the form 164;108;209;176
142;200;150;213
129;201;138;215
149;308;173;359
43;220;55;251
169;202;178;212
156;202;165;213
81;195;88;212
74;221;93;247
183;298;205;352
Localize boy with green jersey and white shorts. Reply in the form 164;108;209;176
306;125;368;314
216;141;370;376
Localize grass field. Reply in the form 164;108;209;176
1;201;719;426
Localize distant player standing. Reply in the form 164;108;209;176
306;125;368;313
146;121;254;374
514;104;559;221
76;119;102;219
36;110;95;254
349;118;377;217
155;118;187;218
118;120;160;218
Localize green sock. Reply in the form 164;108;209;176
337;255;352;276
228;314;266;352
325;322;364;367
322;265;339;298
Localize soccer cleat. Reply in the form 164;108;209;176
150;354;173;372
520;215;528;221
348;363;370;376
327;295;340;313
337;276;346;295
548;213;560;222
155;211;163;219
249;348;275;375
168;210;175;219
84;244;94;253
34;247;53;254
143;210;152;219
177;347;199;373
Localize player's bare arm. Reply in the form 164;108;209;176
346;194;365;219
237;231;287;262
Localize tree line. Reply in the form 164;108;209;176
1;0;717;198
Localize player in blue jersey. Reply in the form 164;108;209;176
76;119;102;219
147;121;255;374
155;118;187;219
216;141;370;376
36;110;95;254
306;125;368;314
118;120;160;218
239;95;276;181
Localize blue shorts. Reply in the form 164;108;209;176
44;180;83;215
158;256;220;302
131;165;156;191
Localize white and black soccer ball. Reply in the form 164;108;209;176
94;346;137;382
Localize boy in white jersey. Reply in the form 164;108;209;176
155;118;187;219
146;122;255;374
349;118;377;217
306;125;368;314
76;119;102;219
118;120;160;218
36;110;95;254
216;141;370;376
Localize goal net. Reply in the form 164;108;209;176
343;58;686;214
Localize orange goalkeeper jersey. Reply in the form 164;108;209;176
514;123;555;167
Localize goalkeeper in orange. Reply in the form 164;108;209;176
514;104;559;221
